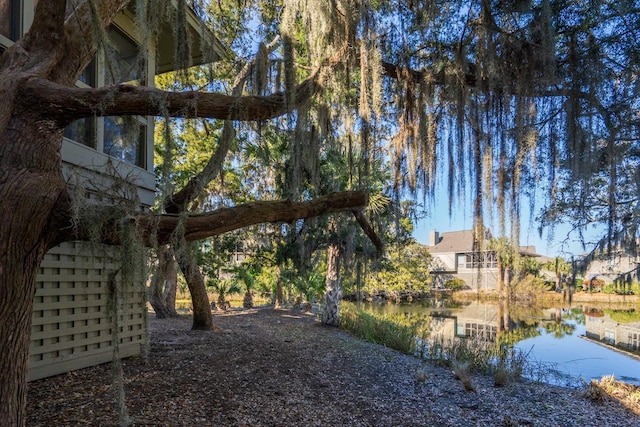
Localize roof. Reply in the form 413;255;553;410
428;229;541;257
428;229;477;254
152;2;228;73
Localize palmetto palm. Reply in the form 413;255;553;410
209;279;241;311
233;266;257;309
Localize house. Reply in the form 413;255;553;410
427;229;541;290
1;1;225;381
577;238;640;286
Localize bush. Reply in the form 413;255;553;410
513;275;546;299
583;279;605;292
444;278;467;291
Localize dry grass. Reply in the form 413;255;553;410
584;375;640;415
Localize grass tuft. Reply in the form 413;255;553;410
338;301;429;355
583;375;640;414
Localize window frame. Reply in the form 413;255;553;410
63;21;152;170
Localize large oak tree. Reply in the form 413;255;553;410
3;0;639;424
0;1;365;424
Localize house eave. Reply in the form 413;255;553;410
133;1;228;74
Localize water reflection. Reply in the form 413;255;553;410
584;308;640;354
360;299;640;386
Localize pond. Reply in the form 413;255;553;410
359;299;640;387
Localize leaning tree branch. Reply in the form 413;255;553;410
61;190;368;246
351;209;384;257
22;71;323;124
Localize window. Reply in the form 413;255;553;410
0;0;16;40
604;329;615;344
103;117;146;167
105;26;143;85
628;332;638;350
102;26;147;168
78;58;96;87
64;25;148;169
64;59;97;147
457;254;466;269
464;251;498;269
64;118;95;148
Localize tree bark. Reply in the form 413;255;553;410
24;73;323;124
149;246;179;318
0;97;66;427
351;209;384;257
174;240;214;331
0;246;50;427
274;265;284;308
58;190;367;246
164;257;179;317
321;242;343;326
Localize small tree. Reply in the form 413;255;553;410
230;265;257;309
208;278;241;311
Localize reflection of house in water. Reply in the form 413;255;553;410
430;302;504;342
584;310;640;354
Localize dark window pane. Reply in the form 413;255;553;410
0;0;14;40
105;27;143;85
64;118;96;148
103;117;146;167
79;59;96;87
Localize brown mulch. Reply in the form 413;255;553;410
27;307;640;426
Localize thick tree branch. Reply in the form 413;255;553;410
60;190;367;246
23;71;322;124
351;209;384;257
147;190;367;244
382;61;478;87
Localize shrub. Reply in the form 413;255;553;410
444;278;467;291
493;362;510;387
514;275;547;298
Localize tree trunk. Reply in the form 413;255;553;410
356;260;363;303
149;247;172;318
0;68;69;422
275;266;284;308
243;291;254;309
174;240;214;330
321;242;343;326
0;99;66;424
0;248;48;427
164;254;179;317
149;247;179;318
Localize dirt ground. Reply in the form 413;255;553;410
26;307;640;426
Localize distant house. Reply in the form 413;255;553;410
427;229;541;290
1;1;225;381
578;239;640;285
